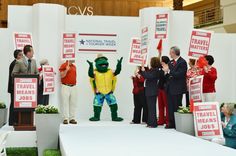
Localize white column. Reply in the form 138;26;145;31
32;3;66;120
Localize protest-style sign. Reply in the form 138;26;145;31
13;32;33;50
188;29;213;58
62;33;76;60
189;75;204;102
193;102;223;140
42;66;55;95
14;77;38;108
155;13;168;39
128;38;145;66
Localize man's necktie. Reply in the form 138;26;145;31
173;60;176;66
28;59;32;73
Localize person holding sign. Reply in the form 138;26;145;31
8;49;23;125
201;55;217;102
131;66;147;124
11;45;38;130
12;45;38;75
141;57;162;128
186;59;201;106
212;103;236;149
59;60;78;124
38;59;49;105
162;46;187;129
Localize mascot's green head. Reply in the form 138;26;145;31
95;56;109;73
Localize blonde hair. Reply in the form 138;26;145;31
224;103;235;115
39;59;49;66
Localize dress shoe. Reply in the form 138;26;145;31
147;125;157;128
69;119;77;124
63;120;68;124
130;121;141;124
165;125;175;129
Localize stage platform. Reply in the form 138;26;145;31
59;120;236;156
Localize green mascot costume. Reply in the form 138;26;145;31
87;55;123;122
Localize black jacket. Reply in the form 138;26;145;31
165;57;187;95
8;60;16;93
141;68;162;97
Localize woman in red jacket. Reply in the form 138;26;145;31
201;55;217;102
131;66;147;124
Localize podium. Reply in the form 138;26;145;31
13;74;39;131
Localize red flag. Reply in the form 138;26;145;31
190;98;194;112
196;56;208;68
157;39;162;55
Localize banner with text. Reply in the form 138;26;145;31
128;38;144;66
43;66;55;95
13;32;33;50
188;29;213;58
155;13;168;39
189;75;203;102
193;102;223;140
78;33;117;53
141;27;149;66
14;78;38;108
62;33;76;60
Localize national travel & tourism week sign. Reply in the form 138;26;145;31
78;33;117;53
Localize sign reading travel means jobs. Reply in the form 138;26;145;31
193;102;223;140
14;78;38;108
128;38;144;66
78;33;117;53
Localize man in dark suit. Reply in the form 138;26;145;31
11;45;39;128
163;46;187;129
8;49;23;125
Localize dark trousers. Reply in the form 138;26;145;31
146;96;157;127
132;91;147;123
185;91;190;107
167;93;183;128
9;93;18;126
38;94;49;106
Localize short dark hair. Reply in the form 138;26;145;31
171;46;180;56
189;59;196;66
205;55;214;65
150;57;161;68
14;49;22;59
161;56;170;64
23;45;33;55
